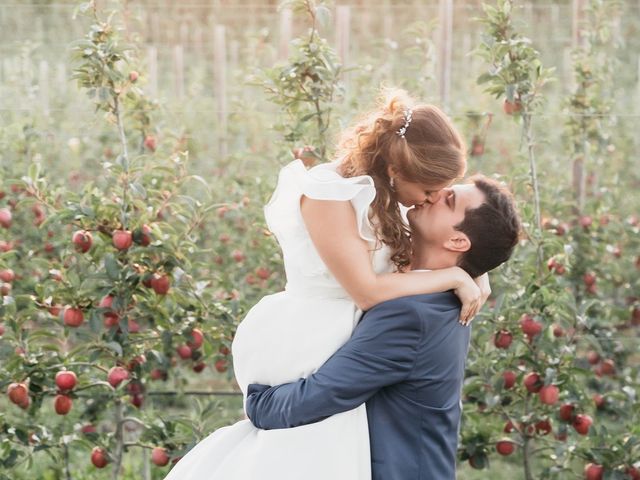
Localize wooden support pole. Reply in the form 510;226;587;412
335;6;351;65
38;60;49;116
278;7;293;60
572;0;585;50
438;0;453;108
173;45;184;99
147;46;158;98
335;5;351;86
56;62;67;92
214;25;228;159
180;22;189;49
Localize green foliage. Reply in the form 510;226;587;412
251;0;344;162
475;0;555;110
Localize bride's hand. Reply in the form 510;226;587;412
474;272;491;310
452;267;481;326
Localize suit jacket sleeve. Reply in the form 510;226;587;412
245;301;422;430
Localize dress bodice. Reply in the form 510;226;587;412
264;160;394;298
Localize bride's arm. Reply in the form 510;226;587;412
301;197;482;324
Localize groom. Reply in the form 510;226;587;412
245;175;520;479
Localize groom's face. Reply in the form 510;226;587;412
407;183;485;247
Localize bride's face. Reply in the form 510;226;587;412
393;176;450;208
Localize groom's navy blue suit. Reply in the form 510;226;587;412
246;292;470;480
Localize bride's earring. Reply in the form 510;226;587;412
390;177;395;189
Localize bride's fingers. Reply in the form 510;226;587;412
463;301;479;326
459;306;470;325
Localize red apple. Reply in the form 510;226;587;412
215;358;228;373
129;71;139;82
586;351;600;365
107;366;129;388
559;403;575;422
219;345;230;356
54;394;73;415
7;382;29;406
539;385;559;405
0;323;4;336
555;428;568;442
99;295;119;327
584;463;603;480
535;419;552;435
112;230;133;250
0;208;12;228
552;324;565;337
471;136;485;156
144;134;157;151
503;99;522;115
127;355;147;371
81;424;97;434
601;359;615;375
496;439;515;456
187;328;204;350
193;361;206;373
150;368;167;381
503;371;516;389
151;446;170;467
134;224;152;246
130;394;144;408
572;414;593;435
503;420;515;433
256;267;270;280
0;269;15;282
593;394;605;409
520;314;543;338
625;467;640;480
128;318;141;333
72;230;93;253
55;371;77;391
583;272;597;287
231;249;245;263
0;282;11;296
523;372;542;393
580;216;593;229
176;344;192;360
150;274;170;295
63;307;84;327
494;330;513;349
91;446;109;468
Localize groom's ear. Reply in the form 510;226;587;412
444;232;471;253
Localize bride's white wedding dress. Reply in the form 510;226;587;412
164;158;393;480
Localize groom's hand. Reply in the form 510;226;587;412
246;383;271;427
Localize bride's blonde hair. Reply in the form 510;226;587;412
336;87;467;269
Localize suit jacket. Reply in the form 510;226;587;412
246;292;470;480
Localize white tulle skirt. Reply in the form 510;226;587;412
163;290;371;480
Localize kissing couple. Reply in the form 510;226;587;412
165;87;521;480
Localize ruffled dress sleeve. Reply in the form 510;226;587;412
264;159;377;247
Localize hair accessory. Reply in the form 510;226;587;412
396;108;413;139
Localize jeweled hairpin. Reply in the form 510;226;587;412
396;108;413;139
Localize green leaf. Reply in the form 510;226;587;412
104;254;120;281
105;341;123;357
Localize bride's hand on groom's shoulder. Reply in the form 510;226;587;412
452;268;482;326
474;272;491;308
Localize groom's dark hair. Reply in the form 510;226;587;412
454;175;521;278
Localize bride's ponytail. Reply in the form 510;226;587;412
336;87;466;270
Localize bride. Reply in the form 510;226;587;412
164;88;489;479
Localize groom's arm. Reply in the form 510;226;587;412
246;301;422;430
